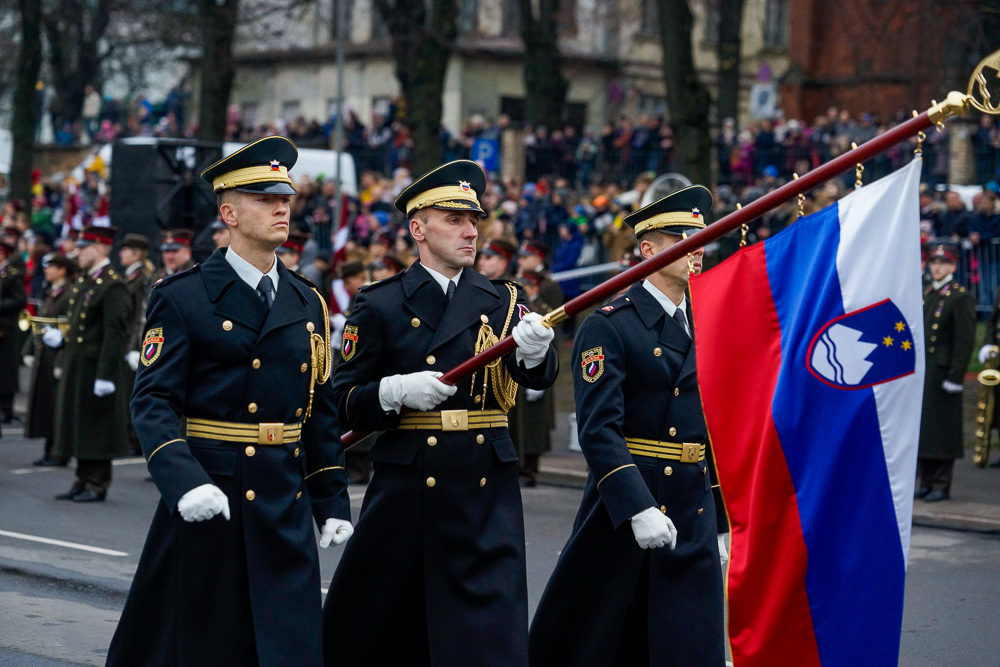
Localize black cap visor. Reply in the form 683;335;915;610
234;181;299;195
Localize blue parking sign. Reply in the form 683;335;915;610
472;138;499;172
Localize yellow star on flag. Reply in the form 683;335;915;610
883;335;894;347
901;340;912;351
894;321;906;332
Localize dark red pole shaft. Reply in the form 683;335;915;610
339;111;934;449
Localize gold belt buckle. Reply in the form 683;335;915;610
440;410;468;431
680;443;700;463
258;423;284;445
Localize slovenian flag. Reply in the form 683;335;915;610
690;158;924;666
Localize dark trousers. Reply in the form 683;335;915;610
0;392;13;420
75;459;112;493
917;457;954;493
43;438;69;464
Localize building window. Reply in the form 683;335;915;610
763;0;789;50
704;0;720;45
282;101;301;123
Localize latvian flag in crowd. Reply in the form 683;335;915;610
329;194;351;343
690;158;924;666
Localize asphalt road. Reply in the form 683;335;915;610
1;426;998;666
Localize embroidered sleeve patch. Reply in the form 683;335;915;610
341;325;358;362
141;328;164;366
581;347;605;383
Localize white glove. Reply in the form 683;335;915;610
525;388;545;402
979;345;998;365
176;484;231;522
718;534;729;567
319;518;354;548
378;371;457;413
42;326;64;348
942;380;964;394
512;312;554;367
125;350;140;371
93;379;116;397
23;355;35;368
630;506;677;550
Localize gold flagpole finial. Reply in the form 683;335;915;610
793;173;805;220
852;142;864;188
737;203;748;247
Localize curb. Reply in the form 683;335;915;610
0;558;132;600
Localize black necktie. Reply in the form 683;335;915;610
673;308;690;338
446;280;456;301
257;275;275;309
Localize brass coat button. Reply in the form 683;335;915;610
80;312;86;319
252;359;261;369
426;477;436;487
474;395;482;404
307;322;315;332
245;446;256;457
476;434;485;444
248;403;258;414
295;408;303;417
294;448;300;457
246;490;256;501
697;508;704;515
664;466;673;476
296;491;302;499
77;337;83;343
653;347;662;356
427;436;438;446
480;478;486;487
411;318;420;327
300;363;308;373
660;505;667;514
426;355;436;365
929;347;935;353
673;388;680;397
932;323;938;330
480;314;489;323
669;427;677;436
223;320;233;331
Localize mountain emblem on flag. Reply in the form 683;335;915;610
806;299;916;389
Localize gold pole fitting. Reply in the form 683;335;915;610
737;203;747;247
927;91;971;124
793;173;805;220
541;306;569;329
852;142;864;188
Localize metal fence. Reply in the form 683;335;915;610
953;238;1000;315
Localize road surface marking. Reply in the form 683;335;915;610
10;457;146;475
0;530;129;557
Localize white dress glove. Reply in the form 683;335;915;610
630;506;677;550
718;534;729;567
93;379;116;397
319;518;354;548
512;312;554;367
125;350;140;371
42;326;64;348
942;380;964;394
177;484;231;522
379;371;458;413
979;345;995;364
525;388;546;402
23;355;35;368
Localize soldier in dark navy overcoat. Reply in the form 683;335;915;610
107;136;352;667
529;187;729;667
322;160;559;667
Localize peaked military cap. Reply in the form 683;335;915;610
120;233;150;252
624;185;713;237
929;243;958;263
394;160;487;218
201;135;299;195
42;252;79;276
277;232;309;255
160;229;193;251
480;239;517;261
76;225;119;247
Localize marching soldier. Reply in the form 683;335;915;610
917;244;975;501
529;187;729;666
119;233;154;453
322;160;559;666
107;136;352;666
24;253;78;465
0;235;27;425
979;281;1000;467
510;267;563;486
48;226;132;502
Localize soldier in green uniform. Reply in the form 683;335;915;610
0;235;27;425
24;253;78;465
152;229;195;283
917;244;975;502
47;225;132;502
119;233;154;454
510;267;564;486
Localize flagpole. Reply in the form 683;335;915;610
338;87;984;448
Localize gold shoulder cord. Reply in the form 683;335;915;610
471;283;519;413
305;287;333;420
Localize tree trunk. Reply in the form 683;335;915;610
11;0;43;203
657;0;712;186
519;0;569;129
376;0;458;175
42;0;112;128
197;0;241;141
716;0;745;125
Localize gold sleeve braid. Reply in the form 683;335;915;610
305;287;333;420
471;283;520;413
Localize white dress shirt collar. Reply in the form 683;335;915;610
225;247;280;293
89;258;111;278
642;280;689;335
420;262;461;295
